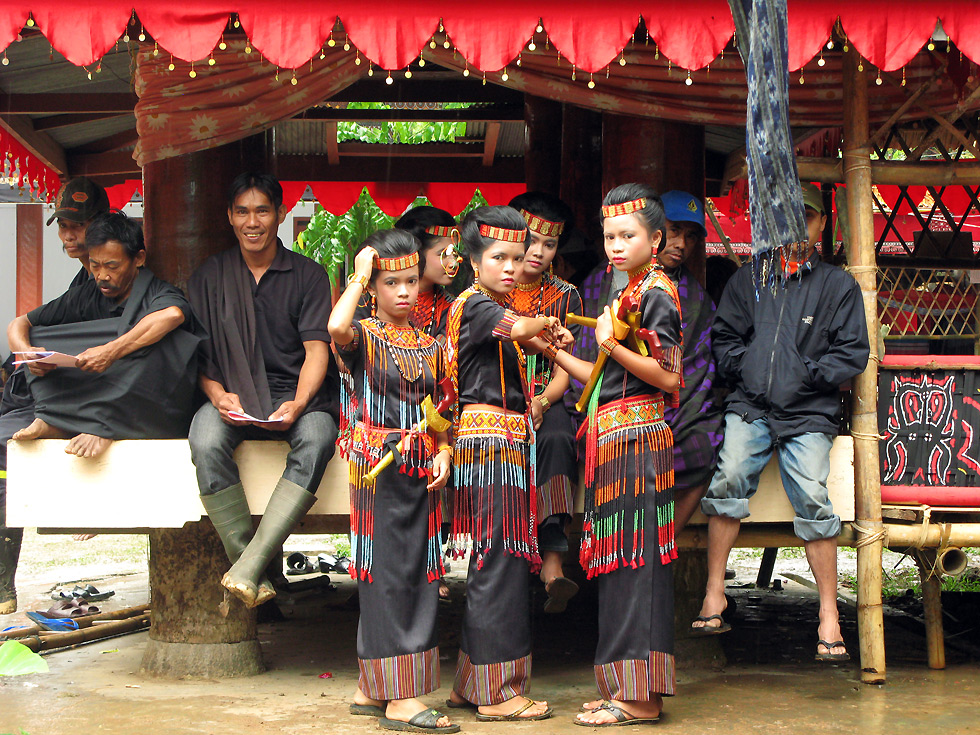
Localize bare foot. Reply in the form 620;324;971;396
439;580;450;599
386;697;454;729
65;433;112;458
582;698;604;711
816;617;847;658
576;697;662;725
353;687;385;709
12;418;70;441
478;695;550;719
691;589;728;631
539;549;564;585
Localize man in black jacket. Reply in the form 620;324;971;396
691;184;870;663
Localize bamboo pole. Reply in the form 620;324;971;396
842;48;887;686
797;157;980;186
0;604;151;641
16;614;150;653
915;551;946;669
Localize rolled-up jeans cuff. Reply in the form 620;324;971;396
793;515;841;541
699;496;751;520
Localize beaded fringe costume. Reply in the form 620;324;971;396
579;266;684;578
338;319;445;583
445;287;540;571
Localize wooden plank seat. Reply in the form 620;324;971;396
7;436;856;540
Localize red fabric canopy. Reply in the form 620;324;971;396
0;2;977;72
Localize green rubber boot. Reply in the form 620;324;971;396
200;484;275;608
0;526;24;615
222;478;316;608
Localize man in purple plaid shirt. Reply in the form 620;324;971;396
571;190;723;530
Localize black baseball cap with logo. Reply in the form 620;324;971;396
46;177;111;226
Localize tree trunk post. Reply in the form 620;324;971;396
140;135;269;678
524;95;563;194
842;48;887;685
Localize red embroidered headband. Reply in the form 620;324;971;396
601;197;647;218
425;225;458;238
375;252;420;271
520;209;564;237
479;223;527;243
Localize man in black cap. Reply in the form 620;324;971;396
0;177;110;614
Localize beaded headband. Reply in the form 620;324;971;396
520;209;564;237
375;252;420;271
425;225;458;238
479;223;527;243
601;197;647;218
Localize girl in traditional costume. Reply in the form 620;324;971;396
327;229;458;734
541;185;682;726
507;191;583;613
444;206;561;722
394;206;461;341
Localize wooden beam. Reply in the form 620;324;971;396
73;128;139;155
66;149;139;177
325;122;339;165
0;93;138;114
328;79;523;105
275;154;523;183
722;127;828;193
300;106;523;122
869;63;947;147
797;156;980;185
483;122;501;167
33;113;129;132
0;114;67;174
336;142;482;158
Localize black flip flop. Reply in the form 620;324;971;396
72;584;115;602
690;613;731;636
573;701;660;727
543;576;579;614
815;639;851;662
379;709;460;733
350;702;386;717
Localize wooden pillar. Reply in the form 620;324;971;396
560;104;603;245
15;204;44;314
524;95;563;194
915;551;946;669
601;114;704;196
842;49;887;685
140;134;268;678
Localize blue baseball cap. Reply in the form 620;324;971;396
661;190;707;238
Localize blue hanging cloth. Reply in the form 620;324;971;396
728;0;809;290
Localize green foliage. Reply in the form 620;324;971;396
295;188;492;286
337;102;470;145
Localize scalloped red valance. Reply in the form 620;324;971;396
0;2;976;73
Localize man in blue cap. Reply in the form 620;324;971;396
656;191;724;530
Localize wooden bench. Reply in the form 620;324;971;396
6;435;856;678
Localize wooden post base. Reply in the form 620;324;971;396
141;523;263;678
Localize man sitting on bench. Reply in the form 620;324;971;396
7;211;203;459
691;183;870;664
187;172;339;611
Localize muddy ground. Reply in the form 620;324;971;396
1;531;979;735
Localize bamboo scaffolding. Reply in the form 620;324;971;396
14;614;151;653
842;49;887;685
797;157;980;186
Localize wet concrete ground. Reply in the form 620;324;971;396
2;558;979;735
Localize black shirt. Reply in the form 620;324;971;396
28;270;191;327
190;244;339;419
456;293;527;412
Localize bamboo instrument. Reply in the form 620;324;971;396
362;378;455;483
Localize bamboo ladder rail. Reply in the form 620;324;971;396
842;47;888;685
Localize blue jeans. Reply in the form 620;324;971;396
700;413;840;541
188;402;338;496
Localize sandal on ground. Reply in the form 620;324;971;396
379;709;460;733
475;698;554;722
72;584;115;602
573;701;660;727
349;702;386;717
44;599;86;619
285;552;316;576
543;576;579;614
815;639;851;662
25;611;80;632
690;613;731;636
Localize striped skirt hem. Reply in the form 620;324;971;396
453;649;531;705
358;646;440;699
594;651;676;700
